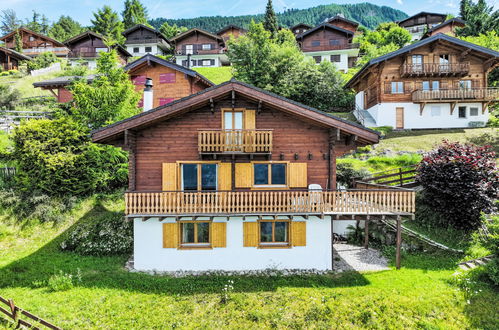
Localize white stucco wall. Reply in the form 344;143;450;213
133;216;333;271
364;102;488;129
126;44;164;57
175;54;223;67
303;48;358;72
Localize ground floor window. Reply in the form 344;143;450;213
260;221;289;245
469;107;479;116
181;163;217;191
458;106;467;118
181;222;210;246
254;163;286;186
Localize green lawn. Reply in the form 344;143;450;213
194;67;233;84
0;195;497;329
0;72;62;99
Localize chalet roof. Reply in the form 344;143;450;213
0;46;32;61
423;17;466;37
124;54;214;86
396;11;447;25
296;23;354;39
122;24;169;42
91;79;380;145
326;15;359;27
217;25;247;35
32;75;97;88
290;23;312;30
0;27;65;47
345;33;499;88
170;28;223;43
63;31;132;58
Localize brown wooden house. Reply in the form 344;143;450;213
326;15;359;33
91;80;415;272
290;23;312;36
217;25;246;42
0;46;31;71
0;27;68;57
422;18;466;39
122;24;171;57
170;28;227;67
346;33;499;129
397;12;447;40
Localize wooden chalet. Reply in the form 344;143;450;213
91;80;415;272
290;23;312;36
397;12;447;40
0;46;31;71
217;25;246;42
346;34;499;129
32;75;95;103
0;27;68;57
422;18;466;39
325;15;359;33
170;28;227;67
296;23;359;72
122;24;171;57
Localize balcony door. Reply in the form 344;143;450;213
224;110;244;151
412;55;423;72
181;163;217;191
439;54;450;72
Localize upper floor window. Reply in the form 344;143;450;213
95;47;108;53
459;80;472;90
254;163;286;186
181;163;217;191
133;47;140;53
422;81;439;91
29;36;35;41
311;40;320;47
391;82;404;94
439;54;449;64
412;55;423;71
330;55;341;62
145;46;152;52
202;44;212;50
185;44;194;54
329;39;340;46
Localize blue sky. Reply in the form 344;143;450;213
1;0;495;26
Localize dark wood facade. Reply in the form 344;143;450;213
296;24;357;52
217;25;246;42
0;47;31;70
326;16;359;33
0;27;67;57
423;18;466;39
64;31;131;63
171;29;225;56
397;12;447;36
123;24;169;46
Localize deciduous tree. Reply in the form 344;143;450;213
49;16;84;42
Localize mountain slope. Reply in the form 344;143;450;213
149;2;408;32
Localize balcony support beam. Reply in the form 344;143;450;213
450;101;457;115
419;103;425;116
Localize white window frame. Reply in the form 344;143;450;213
201;44;211;50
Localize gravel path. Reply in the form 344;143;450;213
333;243;389;272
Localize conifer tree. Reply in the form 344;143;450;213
457;0;499;36
122;0;149;29
263;0;278;37
91;5;125;45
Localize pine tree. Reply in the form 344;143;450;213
91;5;125;45
14;28;23;52
49;16;84;42
122;0;149;29
263;0;278;36
159;22;187;39
457;0;499;36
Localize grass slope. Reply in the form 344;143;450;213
194;67;233;85
0;195;497;329
0;72;62;99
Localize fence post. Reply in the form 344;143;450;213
399;168;403;186
8;299;17;323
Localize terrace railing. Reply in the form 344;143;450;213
412;88;499;102
198;129;273;153
400;62;469;77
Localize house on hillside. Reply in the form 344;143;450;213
122;24;171;57
64;31;132;69
346;34;499;130
396;12;447;41
0;27;68;57
91;79;415;272
422;18;466;39
325;15;360;34
290;23;312;36
170;28;227;68
296;23;359;72
0;46;31;71
217;25;246;42
32;75;96;103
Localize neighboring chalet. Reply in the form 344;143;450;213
422;18;466;39
0;27;68;57
125;54;213;108
346;34;499;129
397;12;447;41
64;31;131;69
296;23;359;72
217;25;246;42
170;28;227;68
91;79;415;272
32;75;96;103
325;15;359;34
0;46;31;71
290;23;312;36
123;24;171;57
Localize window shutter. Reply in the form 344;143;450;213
162;163;177;191
212;222;227;247
289;163;308;188
235;163;253;188
244;109;256;129
291;221;306;246
218;162;232;190
243;222;258;247
210;43;215;50
163;223;178;248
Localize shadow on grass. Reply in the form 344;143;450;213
385;128;467;139
0;204;371;295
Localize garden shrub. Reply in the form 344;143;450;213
27;52;59;71
336;163;370;187
0;85;20;110
60;206;133;256
416;141;498;230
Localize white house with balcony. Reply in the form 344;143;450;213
123;24;171;57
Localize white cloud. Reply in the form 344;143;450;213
396;0;403;4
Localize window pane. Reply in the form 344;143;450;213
182;164;198;191
197;223;210;243
254;164;269;185
271;164;286;185
260;222;273;242
182;223;195;243
201;164;217;191
458;107;466;118
224;112;233;129
234;112;243;129
432;81;439;90
274;222;288;242
470;107;478;116
422;81;430;91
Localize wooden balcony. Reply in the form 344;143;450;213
412;88;499;102
125;190;415;216
198;129;273;154
301;43;360;52
23;47;68;56
400;62;469;77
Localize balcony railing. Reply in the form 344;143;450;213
176;49;225;56
198;129;273;153
67;51;102;58
400;62;470;77
125;190;415;216
301;43;360;52
412;88;499;102
125;38;167;44
22;47;68;55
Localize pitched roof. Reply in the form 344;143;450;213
217;25;247;35
326;15;359;27
63;31;132;58
296;23;354;39
170;28;223;43
122;24;169;42
32;75;97;88
0;27;65;47
423;17;466;37
91;79;379;145
345;33;499;88
290;23;312;30
0;46;32;61
124;54;214;86
396;11;447;25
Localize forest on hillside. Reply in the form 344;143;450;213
149;3;408;32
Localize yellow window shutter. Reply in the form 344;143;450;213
163;223;178;248
218;163;232;190
162;163;177;191
244;109;256;129
243;222;258;247
212;222;227;248
235;163;253;188
288;163;308;188
292;221;306;246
